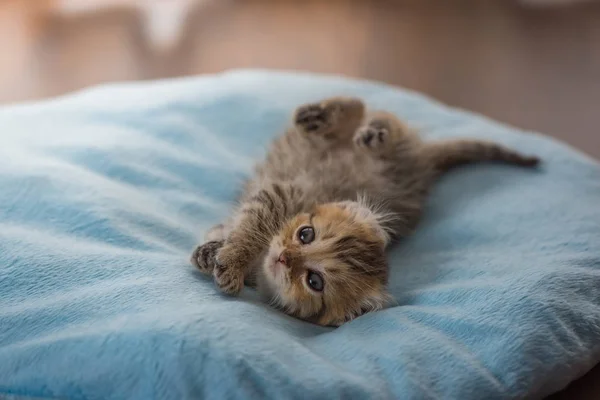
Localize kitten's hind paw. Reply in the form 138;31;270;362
294;97;365;138
190;240;224;275
294;103;331;135
354;119;390;150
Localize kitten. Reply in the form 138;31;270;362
191;97;539;326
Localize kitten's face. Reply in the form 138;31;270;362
260;202;392;326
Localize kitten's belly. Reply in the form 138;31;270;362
272;149;388;203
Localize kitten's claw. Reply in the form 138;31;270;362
354;119;390;150
191;240;224;275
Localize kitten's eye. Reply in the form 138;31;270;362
306;271;324;292
298;226;315;244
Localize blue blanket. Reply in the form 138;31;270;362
1;70;599;400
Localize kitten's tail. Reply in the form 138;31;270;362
424;139;540;174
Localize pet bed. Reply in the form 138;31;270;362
1;70;599;399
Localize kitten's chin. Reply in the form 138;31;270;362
256;262;283;302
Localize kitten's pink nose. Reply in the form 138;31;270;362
278;252;288;266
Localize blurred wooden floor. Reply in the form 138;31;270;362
0;0;599;398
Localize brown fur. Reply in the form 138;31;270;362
191;96;539;326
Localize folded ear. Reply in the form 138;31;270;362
331;200;391;246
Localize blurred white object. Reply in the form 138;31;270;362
54;0;211;51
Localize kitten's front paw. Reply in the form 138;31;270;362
354;119;390;150
213;246;246;295
294;103;332;135
213;263;245;295
190;240;224;275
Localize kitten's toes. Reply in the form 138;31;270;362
213;262;244;295
354;120;390;150
294;103;331;134
190;240;223;275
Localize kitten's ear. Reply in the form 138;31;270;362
333;200;390;245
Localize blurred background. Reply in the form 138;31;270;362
0;0;599;397
1;0;599;159
0;0;600;158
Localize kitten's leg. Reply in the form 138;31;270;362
212;184;291;295
353;112;428;236
354;111;539;170
294;97;365;144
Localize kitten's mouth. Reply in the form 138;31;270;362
269;259;284;277
266;247;282;268
265;246;289;284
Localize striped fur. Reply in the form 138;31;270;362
191;96;539;326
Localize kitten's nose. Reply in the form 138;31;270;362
278;252;288;266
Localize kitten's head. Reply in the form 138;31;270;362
259;201;393;327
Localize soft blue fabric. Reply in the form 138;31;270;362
0;70;599;400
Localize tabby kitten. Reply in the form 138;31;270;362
191;97;539;326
